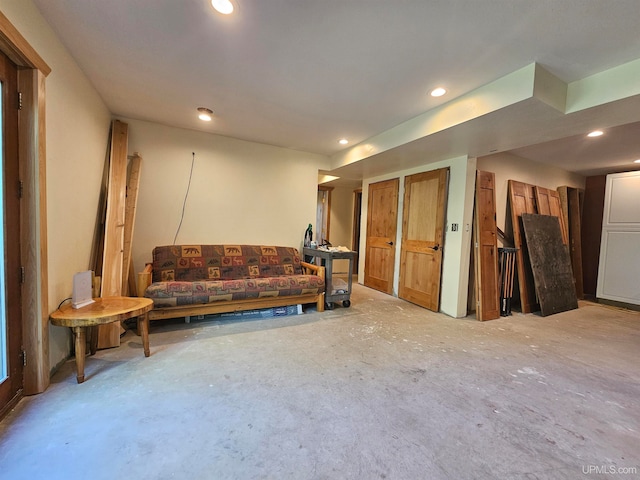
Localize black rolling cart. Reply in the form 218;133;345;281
303;247;357;309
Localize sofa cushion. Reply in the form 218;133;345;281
152;245;304;283
145;275;325;307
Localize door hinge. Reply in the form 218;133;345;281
21;349;27;367
18;180;24;199
20;266;25;284
18;91;23;110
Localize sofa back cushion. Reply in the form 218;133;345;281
152;245;304;282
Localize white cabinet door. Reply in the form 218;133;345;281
596;171;640;305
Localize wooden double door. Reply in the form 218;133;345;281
364;168;449;311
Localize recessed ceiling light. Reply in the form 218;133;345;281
587;130;604;137
634;159;640;164
197;107;213;121
338;138;349;145
211;0;234;14
430;87;447;97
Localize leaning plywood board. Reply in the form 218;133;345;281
474;171;499;320
507;180;538;313
121;153;142;295
521;214;578;316
534;186;568;244
97;120;129;349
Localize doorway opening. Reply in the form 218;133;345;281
316;186;333;246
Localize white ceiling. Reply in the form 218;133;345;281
32;0;640;179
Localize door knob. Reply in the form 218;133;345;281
386;241;394;246
430;244;440;251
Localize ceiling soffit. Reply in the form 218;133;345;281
327;61;640;180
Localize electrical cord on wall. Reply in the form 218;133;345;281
173;152;196;245
57;297;72;310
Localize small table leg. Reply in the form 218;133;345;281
73;326;86;384
140;312;150;357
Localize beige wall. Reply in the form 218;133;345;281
2;1;329;373
357;153;584;318
1;0;113;370
123;118;329;274
0;0;593;376
477;152;586;232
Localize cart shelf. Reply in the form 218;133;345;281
303;247;357;309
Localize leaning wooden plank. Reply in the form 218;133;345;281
97;120;129;349
121;153;142;294
101;119;129;298
568;187;584;299
521;214;578;316
535;186;551;215
474;171;499;320
546;188;569;245
89;137;111;277
535;186;568;244
557;186;571;239
507;180;539;313
558;185;584;297
128;257;137;297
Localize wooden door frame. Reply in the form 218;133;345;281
0;47;22;415
351;188;362;274
1;12;51;395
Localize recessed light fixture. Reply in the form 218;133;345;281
634;159;640;164
587;130;604;137
211;0;234;14
197;107;213;121
430;87;447;97
338;138;349;145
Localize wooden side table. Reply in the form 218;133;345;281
50;296;154;383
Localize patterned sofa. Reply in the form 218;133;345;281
137;244;325;321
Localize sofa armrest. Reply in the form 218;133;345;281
137;263;153;297
301;261;325;280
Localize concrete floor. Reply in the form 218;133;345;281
1;283;639;480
